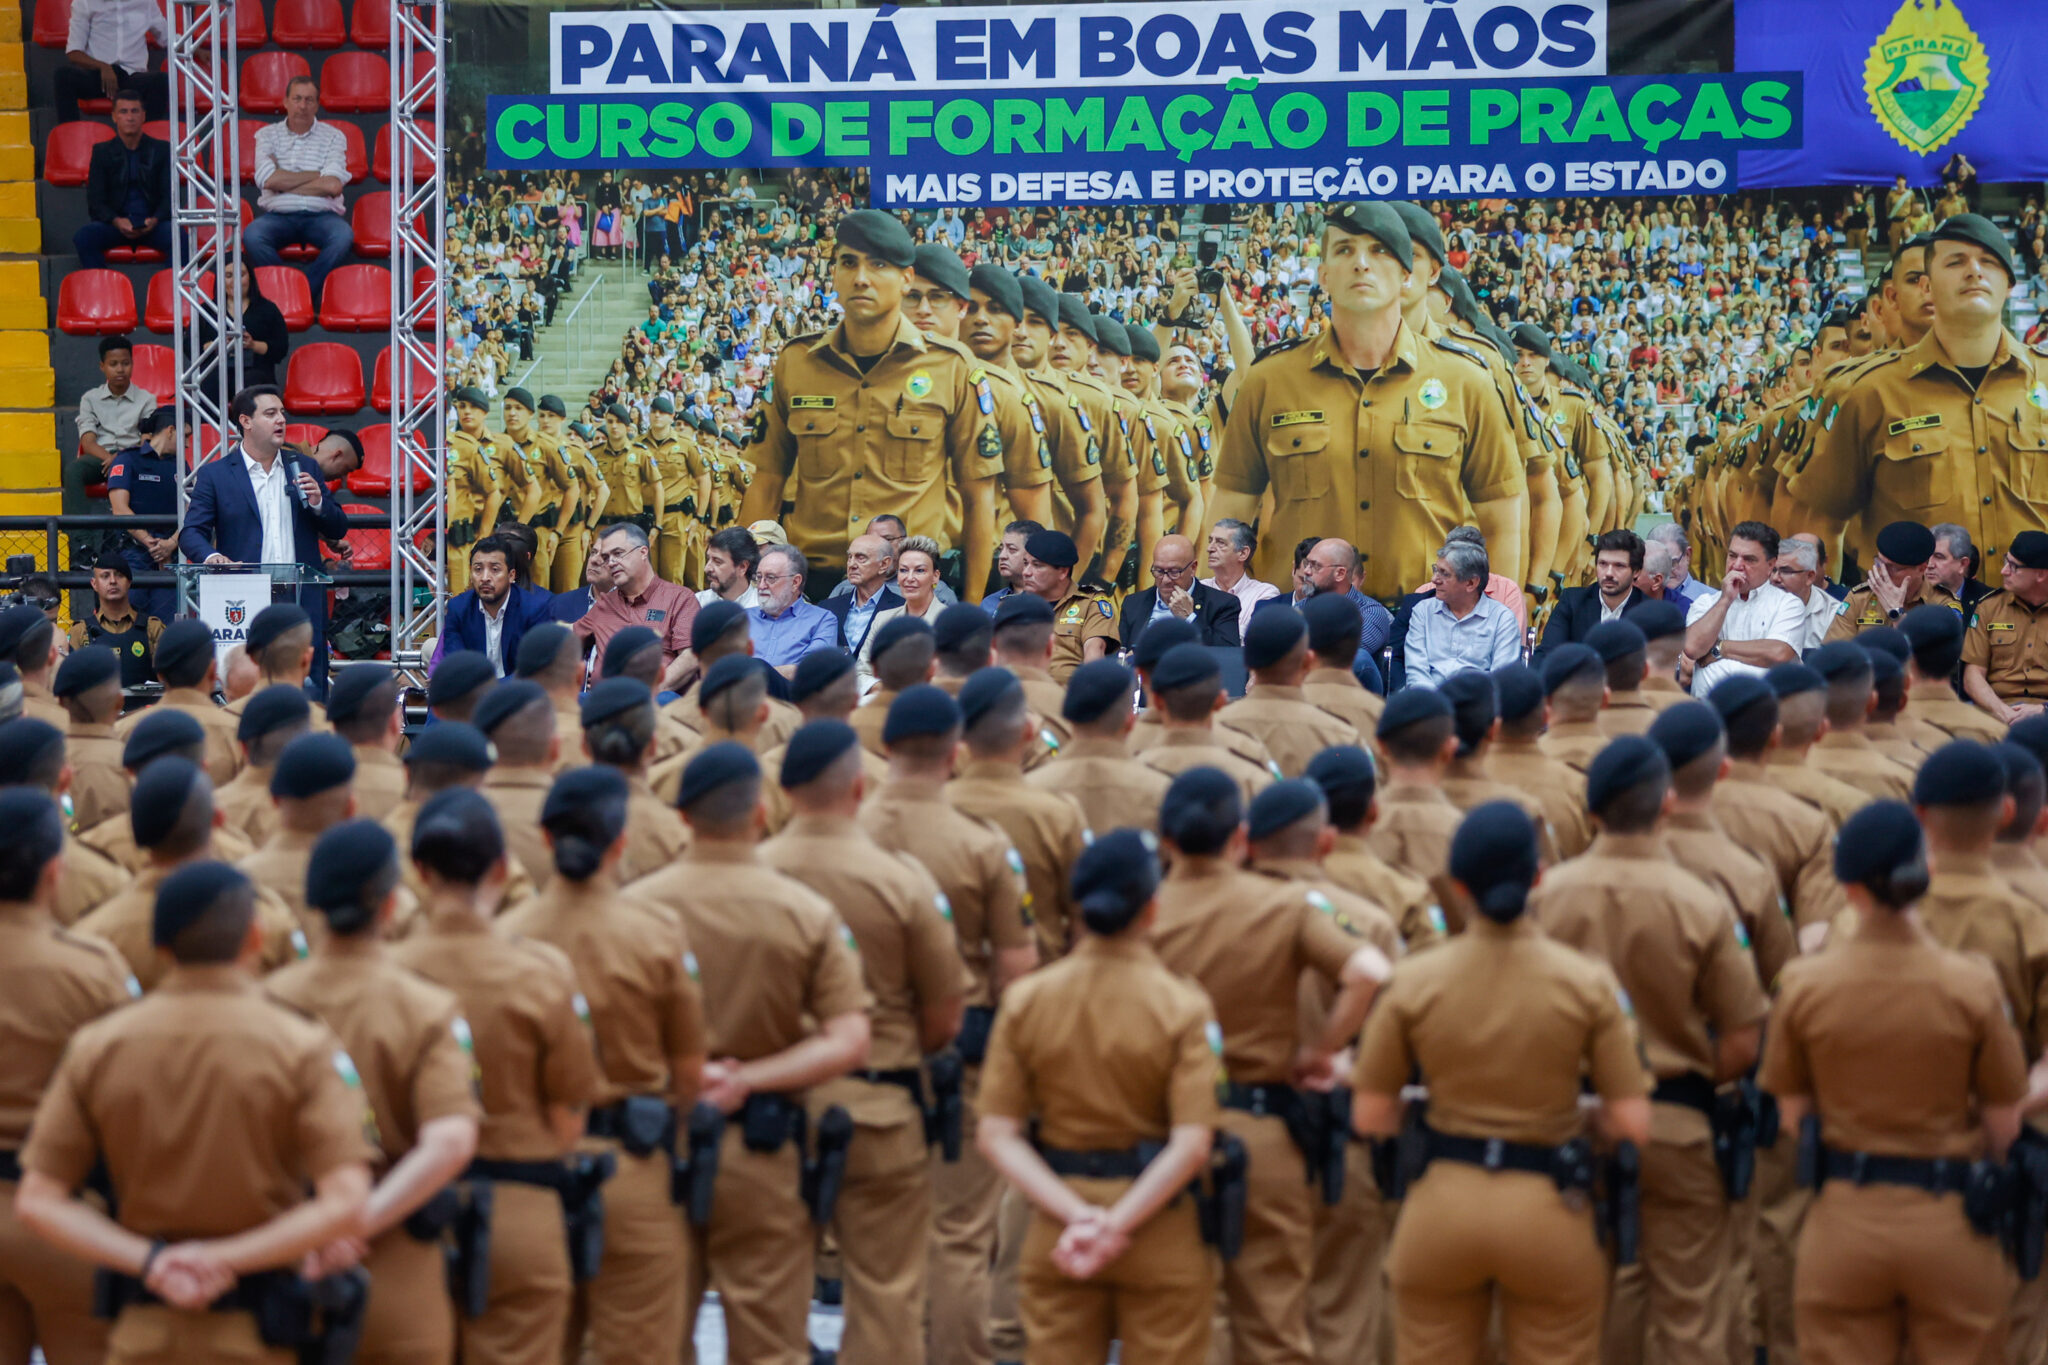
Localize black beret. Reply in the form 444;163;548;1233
883;682;961;746
428;651;498;706
992;593;1055;630
790;648;856;702
1808;641;1874;686
1853;626;1911;667
570;422;596;443
514;623;574;678
1647;701;1725;770
1510;322;1553;358
1863;645;1903;688
404;720;494;771
780;718;861;789
1450;801;1539;904
1247;778;1325;841
1492;662;1547;723
1875;521;1935;566
1586;734;1670;814
1996;741;2044;795
270;731;355;799
698;654;758;707
1539;643;1603;695
544;764;628;824
1764;662;1825;698
453;385;490;409
1092;316;1133;358
2011;532;2048;571
1622;598;1687;642
1833;801;1927;887
1016;272;1060;324
142;404;180;435
472;678;548;736
152;861;251;949
580;676;653;727
870;614;936;664
1389;201;1447;266
1064;659;1135;724
1160;765;1242;843
1123;322;1161;364
1913;740;2005;808
538;393;568;417
306;820;398;917
1071;828;1159;919
153;619;215;679
911;244;971;300
1301;594;1362;658
1133;617;1199;671
0;606;49;658
1438;670;1498;741
0;716;62;783
691;599;749;653
1436;265;1484;327
1023;530;1079;571
2010;716;2048;772
1376;684;1452;737
1584;620;1648;665
237;683;311;743
835;209;916;268
958;666;1022;729
651;394;675;415
967;265;1023;320
1241;605;1306;672
122;707;205;769
602;626;661;677
244;602;310;655
1057;294;1098;342
503;386;536;412
604;403;631;423
1305;744;1376;797
675;740;761;810
326;664;393;725
1323;202;1414;271
92;549;132;578
130;755;201;847
1149;643;1221;693
933;602;991;654
1926;212;2017;282
1901;602;1966;650
1706;674;1776;728
53;645;120;698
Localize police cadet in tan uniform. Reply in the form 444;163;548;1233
1049;295;1138;587
238;732;358;935
1210;203;1525;601
1025;659;1170;839
742;210;1004;602
1306;744;1448;954
1149;766;1389;1365
80;711;260;877
218;604;329;732
1016;530;1115;685
1760;801;2028;1365
15;859;375;1365
1536;645;1611;773
446;389;512;598
0;788;135;1365
987;270;1105;571
976;828;1222;1365
1366;688;1466;914
1628;600;1702;713
499;389;578;591
473;680;562;893
576;678;690;882
850;615;934;761
760;719;969;1365
643;395;709;587
392;788;602;1365
382;720;541;925
1587;621;1659;738
759;652;891;827
624;743;873;1365
1807;642;1917;803
0;608;62;729
1900;604;2007;745
590;404;664;546
1434;673;1561;868
115;619;240;785
1964;531;2048;726
991;595;1083;760
1219;607;1361;778
1136;645;1276;804
1121;323;1204;548
265;821;482;1365
1511;325;1599;589
1823;521;1959;642
327;665;404;822
1487;663;1596;860
50;646;129;834
216;685;310;849
858;685;1032;1365
537;396;606;594
1760;664;1870;830
498;767;706;1365
1300;595;1385;736
1351;801;1653;1365
1857;630;1930;769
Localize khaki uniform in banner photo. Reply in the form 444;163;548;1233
446;430;505;596
507;427;578;588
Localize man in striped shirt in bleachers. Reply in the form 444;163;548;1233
244;75;353;306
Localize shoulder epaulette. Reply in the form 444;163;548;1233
1251;336;1310;366
1429;336;1489;369
784;329;826;347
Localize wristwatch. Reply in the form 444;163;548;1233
1887;606;1901;620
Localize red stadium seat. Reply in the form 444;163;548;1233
347;424;428;495
369;345;432;413
399;50;436;110
408;266;438;329
255;266;314;331
286;421;329;448
350;0;390;48
236;0;267;47
317;264;391;332
182;422;226;470
130;344;176;401
56;270;137;335
34;0;72;47
331;504;390;570
145;270;215;332
319;51;389;113
240;52;311;114
284;342;365;414
341;120;369;184
45;122;112;187
272;0;344;47
371;122;432;184
102;240;166;264
350;192;391;257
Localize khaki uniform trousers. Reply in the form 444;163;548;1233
1752;1136;1807;1365
1795;1183;2014;1365
1602;1136;1731;1365
1213;1109;1316;1365
830;1116;931;1365
529;527;559;591
1386;1161;1609;1365
460;1179;571;1365
551;527;590;595
1019;1177;1216;1365
683;1132;812;1365
357;1228;454;1365
566;1146;687;1364
1308;1141;1393;1365
107;1306;294;1365
931;1067;1003;1365
990;1185;1032;1360
2012;1272;2048;1365
0;1182;105;1365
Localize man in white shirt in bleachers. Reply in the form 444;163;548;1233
244;76;353;307
58;0;167;122
1683;520;1808;697
1769;535;1835;654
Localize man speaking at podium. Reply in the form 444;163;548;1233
178;384;350;695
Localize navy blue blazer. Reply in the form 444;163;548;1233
439;582;556;672
177;444;350;568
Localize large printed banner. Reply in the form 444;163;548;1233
483;0;1804;205
1736;0;2048;188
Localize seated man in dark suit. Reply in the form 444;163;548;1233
73;90;174;268
551;539;610;624
1533;528;1648;666
818;532;902;655
1119;533;1240;650
433;534;558;678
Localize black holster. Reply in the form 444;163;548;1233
1322;1090;1351;1207
676;496;697;518
631;512;656;533
2008;1130;2048;1280
926;1053;965;1163
1794;1115;1824;1190
673;1102;725;1227
1963;1161;2013;1241
739;1093;807;1156
297;1268;370;1365
804;1106;855;1226
955;1006;995;1066
401;1186;459;1243
715;504;735;526
529;506;560;530
1370;1096;1430;1202
1710;1080;1761;1202
590;1095;676;1160
1197;1130;1249;1262
1605;1141;1642;1267
448;1181;494;1319
563;1152;615;1284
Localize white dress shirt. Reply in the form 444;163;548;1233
480;599;508;675
1685;581;1808;696
696;585;761;610
67;0;167;72
253;118;350;215
1200;573;1281;620
242;447;294;567
1793;587;1836;654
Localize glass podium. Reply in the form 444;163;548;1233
174;562;332;665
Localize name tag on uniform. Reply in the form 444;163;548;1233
1888;414;1941;435
1988;621;2016;632
790;396;834;409
1271;411;1325;428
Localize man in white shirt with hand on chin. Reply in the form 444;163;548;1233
1683;519;1807;697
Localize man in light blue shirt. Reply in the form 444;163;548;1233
747;544;838;673
1403;541;1524;688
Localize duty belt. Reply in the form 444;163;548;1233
1220;1081;1299;1118
1425;1129;1575;1177
1035;1140;1162;1180
1650;1073;1718;1117
1819;1149;1979;1195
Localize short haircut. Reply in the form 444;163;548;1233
707;527;759;577
601;521;651;551
112;88;146;109
683;775;762;835
897;535;942;569
1777;539;1818;573
1594;529;1645;571
963;686;1030;754
1728;520;1780;560
1380;713;1455;765
331;678;399;745
1647;523;1690;557
1721;695;1778;758
166;877;256;965
1437;540;1488;585
873;628;936;692
1212;519;1256;557
1002;519;1044;538
229;384;283;429
758;544;807;582
1603;646;1646;694
1932;523;1973;564
158;642;213;689
1596;771;1668;833
1157;677;1221;723
868;514;906;537
98;334;134;361
285;74;318;98
705;665;767;733
247;717;311;767
7;618;55;673
489;692;556;766
993;619;1053;660
257;621;312;676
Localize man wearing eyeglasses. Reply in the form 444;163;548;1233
569;522;699;678
1116;533;1241;650
747;544;838;675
